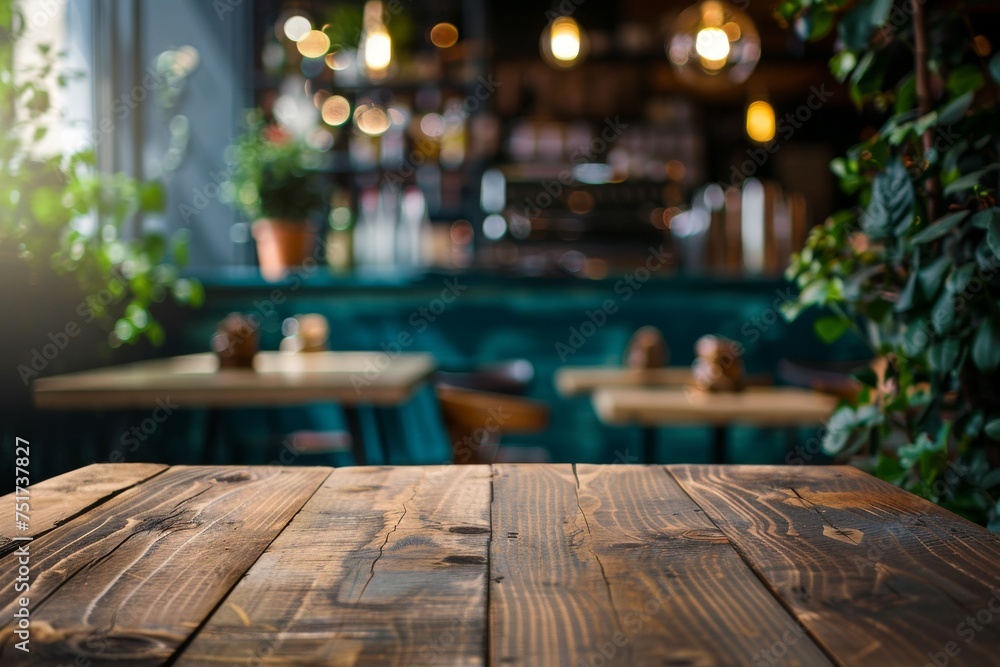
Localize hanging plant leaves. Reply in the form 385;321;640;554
815;315;850;343
972;318;1000;372
937;91;974;126
911;210;968;244
864;159;914;240
918;255;952;299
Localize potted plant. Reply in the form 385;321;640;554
227;112;326;281
1;2;201;351
779;0;1000;528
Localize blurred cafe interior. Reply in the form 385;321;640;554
3;0;1000;530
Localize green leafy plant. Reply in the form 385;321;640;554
780;0;1000;528
226;111;326;222
0;1;202;347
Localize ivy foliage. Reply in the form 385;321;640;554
781;0;1000;528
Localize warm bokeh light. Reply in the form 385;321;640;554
746;100;776;143
695;27;730;63
283;15;312;42
430;23;459;48
974;35;992;57
364;29;392;71
550;17;581;62
668;0;760;85
322;95;351;126
355;104;391;136
420;113;446;137
325;50;353;71
297;30;331;59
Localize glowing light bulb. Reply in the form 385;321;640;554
695;27;730;62
364;29;392;71
550;17;581;62
667;1;761;86
746;100;776;143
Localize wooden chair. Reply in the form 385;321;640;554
435;384;550;464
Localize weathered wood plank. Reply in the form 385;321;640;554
489;464;833;666
0;463;167;557
671;464;1000;667
0;465;331;665
575;465;833;666
176;465;492;666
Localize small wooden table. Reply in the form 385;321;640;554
594;386;838;463
33;352;437;464
3;463;998;665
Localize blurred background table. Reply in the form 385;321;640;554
33;352;437;465
593;386;838;463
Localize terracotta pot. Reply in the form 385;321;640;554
252;219;314;281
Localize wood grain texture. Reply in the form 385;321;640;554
177;465;492;666
0;463;166;557
554;367;695;396
593;386;836;426
0;465;331;665
671;465;1000;667
555;367;773;397
489;464;833;666
33;352;436;409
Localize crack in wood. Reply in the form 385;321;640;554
357;470;423;602
571;464;624;634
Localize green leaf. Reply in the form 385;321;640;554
937;91;974;126
987;212;1000;258
971;208;999;230
838;3;875;51
850;50;888;107
911;211;968;244
815;315;849;344
864;159;914;239
829;51;858;83
944;169;986;197
139;181;166;212
991;53;1000;84
901;319;931;357
895;269;918;312
947;65;985;97
986;419;1000;440
972;318;1000;372
946;263;976;294
929;338;960;374
918;255;952;299
895;74;916;115
869;0;894;26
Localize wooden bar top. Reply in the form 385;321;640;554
2;463;998;665
32;351;437;410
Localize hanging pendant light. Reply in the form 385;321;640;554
746;98;776;143
667;1;760;86
540;15;588;70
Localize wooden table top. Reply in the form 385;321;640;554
555;366;695;396
32;351;437;410
2;463;998;665
593;385;838;426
